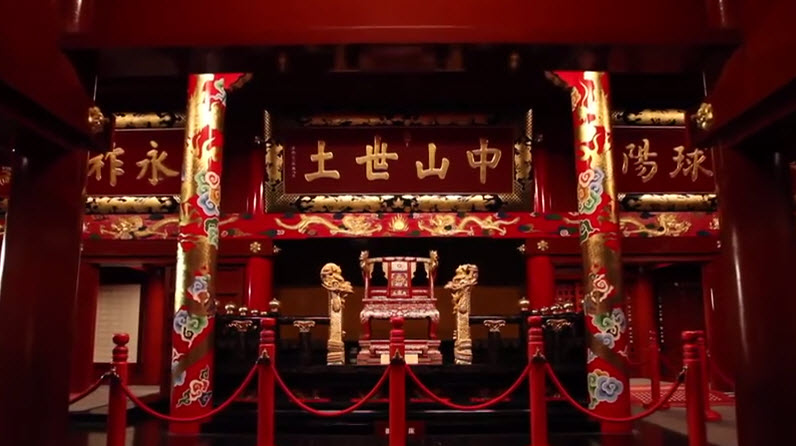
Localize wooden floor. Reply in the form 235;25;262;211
67;418;732;446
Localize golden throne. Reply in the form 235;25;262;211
356;251;442;365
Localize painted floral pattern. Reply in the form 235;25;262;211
173;309;209;345
588;369;624;409
177;366;212;407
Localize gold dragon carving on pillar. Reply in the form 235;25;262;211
320;263;353;365
446;264;479;365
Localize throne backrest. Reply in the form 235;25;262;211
359;251;438;300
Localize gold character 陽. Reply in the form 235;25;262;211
87;146;126;186
622;138;658;183
416;143;450;179
467;138;501;184
355;135;398;181
670;146;714;181
304;140;341;182
135;141;179;186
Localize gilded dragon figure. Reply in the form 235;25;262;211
320;263;353;365
445;264;479;365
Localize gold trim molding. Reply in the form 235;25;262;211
113;112;186;129
85;196;180;214
618;193;717;212
265;111;533;213
611;109;685;126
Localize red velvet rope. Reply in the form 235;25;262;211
707;353;735;388
544;363;684;423
118;362;258;423
69;373;110;405
405;364;530;411
272;364;389;417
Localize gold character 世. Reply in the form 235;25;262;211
304;140;341;182
87;146;126;187
416;143;450;179
135;141;179;186
622;138;658;183
467;138;501;184
670;146;714;181
356;135;398;181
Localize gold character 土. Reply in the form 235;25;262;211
87;146;126;186
670;146;714;181
416;143;450;179
356;135;398;181
467;138;501;184
304;140;341;182
622;138;658;183
135;141;179;186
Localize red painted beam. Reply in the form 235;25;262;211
0;0;93;141
697;0;796;145
65;0;732;48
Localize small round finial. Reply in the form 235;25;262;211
113;333;130;346
238;306;249;316
249;309;260;317
224;303;237;314
269;298;281;313
518;297;530;312
681;330;699;343
391;317;405;329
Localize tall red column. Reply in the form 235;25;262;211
700;260;726;390
629;268;657;378
141;266;166;385
70;261;100;393
715;138;796;446
556;71;630;433
526;242;555;310
171;73;240;432
0;145;86;446
246;240;274;311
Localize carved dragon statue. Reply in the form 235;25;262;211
445;264;479;365
320;263;353;365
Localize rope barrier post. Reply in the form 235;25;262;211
527;316;548;446
683;331;707;446
646;330;668;410
258;317;277;446
107;333;129;446
696;333;721;422
389;317;406;446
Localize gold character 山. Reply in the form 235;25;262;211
356;135;398;181
416;143;450;179
467;138;501;184
446;264;479;365
87;146;126;186
622;138;658;183
136;141;179;186
304;140;341;182
320;263;353;365
670;146;714;181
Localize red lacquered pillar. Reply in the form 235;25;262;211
170;73;241;432
71;262;100;393
141;266;166;385
257;318;276;446
683;331;707;446
389;317;406;446
646;331;666;410
107;333;130;446
528;316;549;446
246;240;274;312
526;242;555;310
700;260;726;391
715;140;796;446
556;71;630;433
696;334;721;421
0;146;86;446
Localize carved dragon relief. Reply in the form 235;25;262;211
320;263;353;365
445;264;479;365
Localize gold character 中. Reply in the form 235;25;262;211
467;138;501;184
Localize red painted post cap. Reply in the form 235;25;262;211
391;317;405;328
527;316;543;327
260;317;276;328
112;333;130;346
